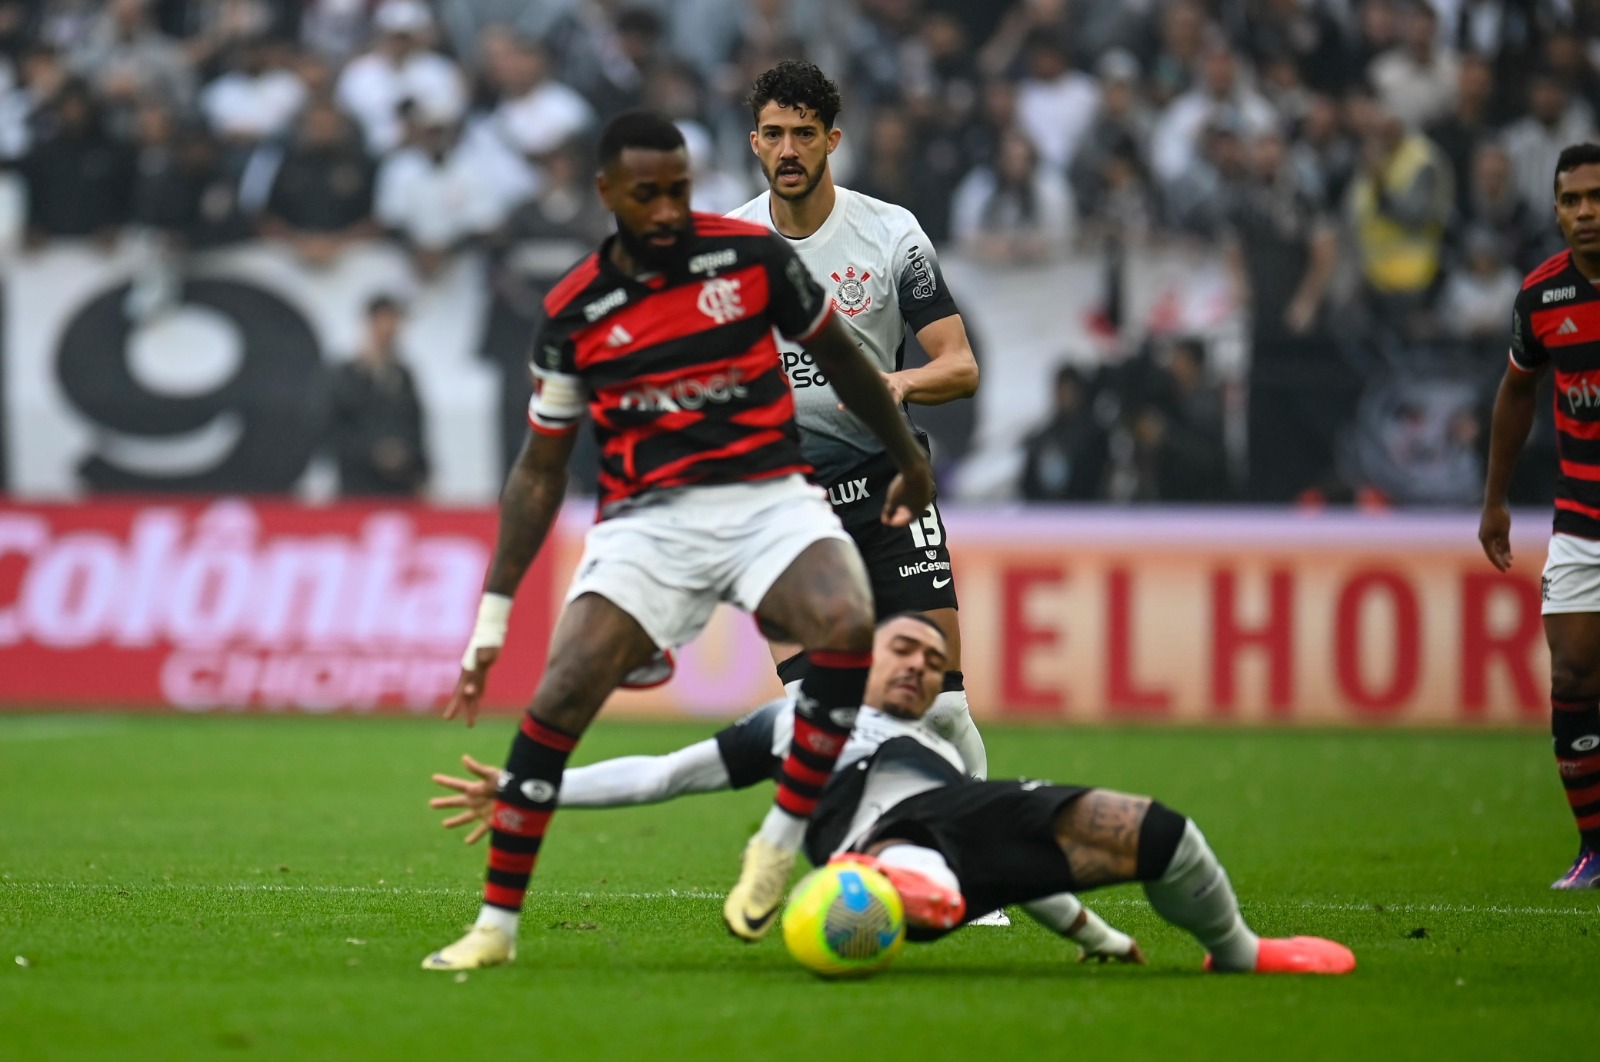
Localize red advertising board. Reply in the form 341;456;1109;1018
0;499;1554;726
0;498;555;713
945;510;1549;727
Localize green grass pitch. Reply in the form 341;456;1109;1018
2;714;1596;1061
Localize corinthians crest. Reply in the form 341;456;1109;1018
829;265;872;317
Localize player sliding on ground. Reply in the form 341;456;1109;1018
431;614;1356;975
434;612;1138;963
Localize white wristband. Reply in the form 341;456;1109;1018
461;593;513;670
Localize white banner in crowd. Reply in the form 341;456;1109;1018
2;239;1240;503
941;247;1242;500
3;240;502;502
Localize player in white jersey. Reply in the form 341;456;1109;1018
726;61;989;781
429;614;1356;974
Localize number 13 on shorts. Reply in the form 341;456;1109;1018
907;505;942;548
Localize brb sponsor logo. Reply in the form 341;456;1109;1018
0;500;487;712
617;369;748;413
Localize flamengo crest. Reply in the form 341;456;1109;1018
830;265;872;317
697;277;745;324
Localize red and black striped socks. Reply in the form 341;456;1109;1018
763;648;871;845
1552;697;1600;849
481;714;579;923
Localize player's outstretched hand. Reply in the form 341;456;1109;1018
1079;939;1147;965
1478;504;1513;572
429;754;501;844
881;460;935;528
445;646;500;727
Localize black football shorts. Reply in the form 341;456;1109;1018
855;780;1090;935
712;700;784;790
826;457;958;616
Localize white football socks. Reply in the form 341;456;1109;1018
1070;907;1133;957
1024;893;1135;958
755;805;806;849
475;904;519;938
924;689;988;779
1142;820;1259;971
1023;890;1082;931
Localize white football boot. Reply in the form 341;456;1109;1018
421;924;516;970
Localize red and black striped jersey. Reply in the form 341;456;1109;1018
528;213;833;516
1510;249;1600;538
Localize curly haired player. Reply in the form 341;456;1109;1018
727;62;990;787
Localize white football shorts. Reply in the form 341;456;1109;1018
1541;532;1600;614
565;474;853;648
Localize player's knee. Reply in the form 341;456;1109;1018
1550;657;1600;701
528;658;615;732
807;593;873;650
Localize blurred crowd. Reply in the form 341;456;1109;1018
0;0;1592;505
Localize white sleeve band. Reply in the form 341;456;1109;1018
460;592;513;670
530;369;585;422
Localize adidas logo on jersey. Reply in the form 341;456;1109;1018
606;324;633;348
1559;317;1582;336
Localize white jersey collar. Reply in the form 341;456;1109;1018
769;185;852;246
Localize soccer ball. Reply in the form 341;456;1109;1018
782;861;906;979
